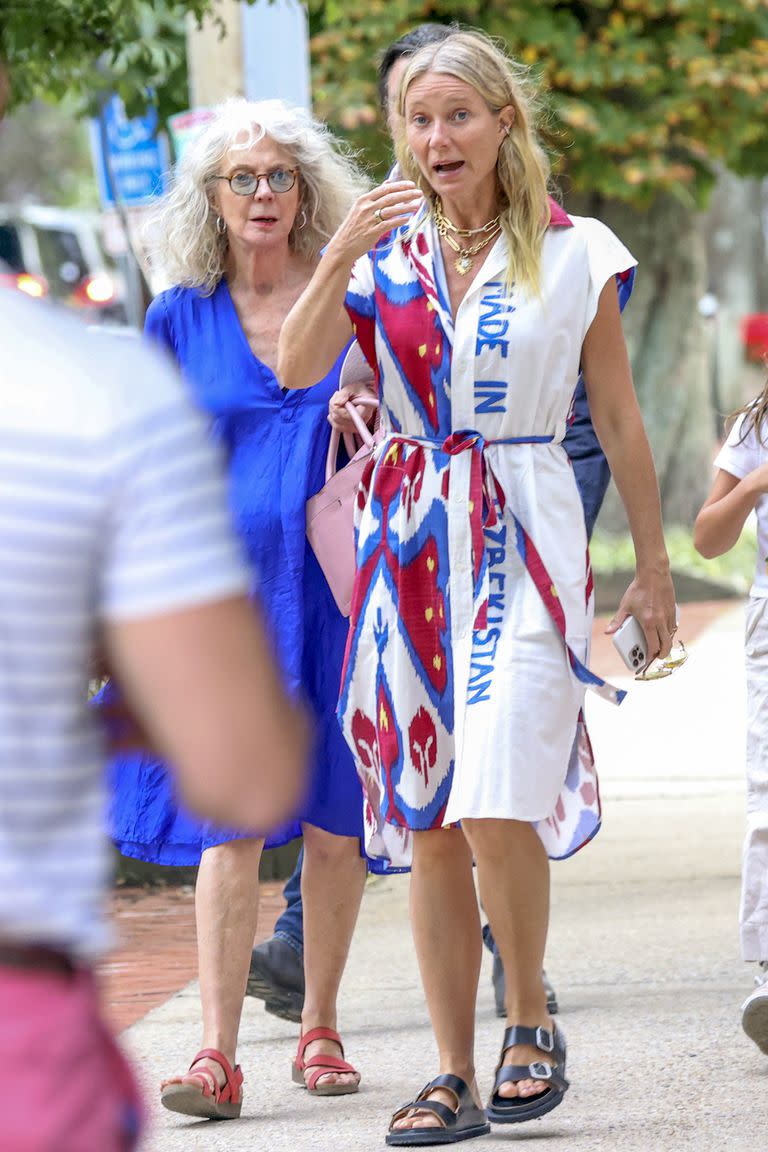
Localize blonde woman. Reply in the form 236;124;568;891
107;99;370;1120
278;29;675;1145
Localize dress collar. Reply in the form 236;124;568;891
399;194;573;325
547;196;573;228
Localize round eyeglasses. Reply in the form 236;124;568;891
213;167;298;196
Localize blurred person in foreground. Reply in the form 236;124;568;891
278;27;675;1143
105;97;375;1119
0;202;307;1152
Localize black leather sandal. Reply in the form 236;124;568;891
386;1073;490;1146
486;1023;568;1124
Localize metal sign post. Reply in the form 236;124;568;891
89;96;168;326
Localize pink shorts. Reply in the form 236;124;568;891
0;965;143;1152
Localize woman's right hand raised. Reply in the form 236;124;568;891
326;181;425;266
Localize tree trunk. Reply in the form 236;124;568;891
186;0;245;106
701;171;768;419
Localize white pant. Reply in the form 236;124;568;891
741;595;768;961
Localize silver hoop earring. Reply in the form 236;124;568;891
216;215;227;236
298;208;308;229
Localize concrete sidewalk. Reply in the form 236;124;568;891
126;604;767;1151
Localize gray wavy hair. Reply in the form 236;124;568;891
148;97;369;294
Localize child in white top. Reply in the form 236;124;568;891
694;378;768;1055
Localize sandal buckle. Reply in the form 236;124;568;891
529;1061;552;1079
535;1026;554;1053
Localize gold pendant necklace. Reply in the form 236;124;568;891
433;198;501;276
439;224;501;276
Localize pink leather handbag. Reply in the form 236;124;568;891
306;395;379;617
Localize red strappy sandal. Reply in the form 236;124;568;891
160;1047;244;1120
291;1026;361;1096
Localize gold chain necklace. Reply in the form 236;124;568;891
433;198;501;276
434;197;501;237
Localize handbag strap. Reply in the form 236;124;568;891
327;395;379;483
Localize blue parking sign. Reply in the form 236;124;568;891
90;96;168;207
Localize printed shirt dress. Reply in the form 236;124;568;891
339;201;636;870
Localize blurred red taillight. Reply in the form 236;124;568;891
73;273;115;307
0;271;48;298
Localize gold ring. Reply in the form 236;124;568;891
374;207;383;222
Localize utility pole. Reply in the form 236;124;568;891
186;0;311;109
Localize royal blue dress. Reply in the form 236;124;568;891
106;281;366;864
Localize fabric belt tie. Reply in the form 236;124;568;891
0;942;76;976
385;429;625;707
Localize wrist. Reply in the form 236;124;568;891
634;552;671;578
321;238;357;278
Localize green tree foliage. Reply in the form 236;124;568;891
3;0;766;205
0;0;213;120
308;0;768;204
0;101;96;206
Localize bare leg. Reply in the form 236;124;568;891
299;823;366;1089
462;818;553;1100
188;837;264;1090
391;827;482;1133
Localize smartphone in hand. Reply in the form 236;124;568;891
611;616;648;673
611;606;680;674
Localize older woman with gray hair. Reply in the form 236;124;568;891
107;97;371;1121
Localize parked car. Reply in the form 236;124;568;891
0;205;127;324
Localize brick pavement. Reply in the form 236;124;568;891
100;882;285;1033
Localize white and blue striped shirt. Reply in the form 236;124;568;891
0;292;248;960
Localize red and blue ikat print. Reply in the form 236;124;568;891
339;204;634;869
